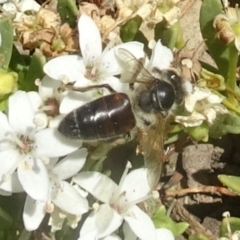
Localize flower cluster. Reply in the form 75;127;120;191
0;14;178;239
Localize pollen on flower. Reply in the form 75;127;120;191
9;133;34;154
43;98;60;116
33;117;44;127
152;190;159;199
92;202;100;211
35;78;41;87
45;202;54;213
21;159;31;171
59;75;70;84
85;66;99;81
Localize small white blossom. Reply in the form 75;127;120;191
146;40;174;73
43;14;145;114
74;162;157;240
23;148;89;231
0;91;80;201
117;40;174;84
175;86;228;127
28;75;65;128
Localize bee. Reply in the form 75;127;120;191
116;48;186;187
58;48;186;186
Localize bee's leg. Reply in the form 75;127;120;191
59;83;117;93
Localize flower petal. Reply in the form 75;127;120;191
121;168;151;202
27;91;42;111
0;149;20;180
0;172;24;193
156;228;174;240
101;233;122;240
74;171;118;203
39;75;62;100
18;156;49;201
175;112;205;127
0;111;12;139
78;15;102;64
59;91;95;114
124;205;156;240
101;76;129;93
79;229;98;240
51;181;89;215
0;189;11;196
53;148;88;180
122;222;137;240
8;91;35;134
80;204;123;239
100;41;144;76
147;40;173;71
43;55;85;83
23;195;46;231
34;128;81;158
18;0;40;12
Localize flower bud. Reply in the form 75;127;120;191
0;69;18;96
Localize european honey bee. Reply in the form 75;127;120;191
58;48;186;187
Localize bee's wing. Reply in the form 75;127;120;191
138;115;166;188
117;48;153;83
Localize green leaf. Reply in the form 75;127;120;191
0;206;12;230
134;30;149;53
9;45;31;72
57;0;78;28
199;0;230;79
185;122;209;142
220;217;240;237
218;175;240;194
155;21;184;49
120;16;143;42
19;49;46;92
0;18;14;69
152;206;189;236
209;113;240;138
0;94;9;112
18;229;32;240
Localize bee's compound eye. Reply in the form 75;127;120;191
151;81;175;111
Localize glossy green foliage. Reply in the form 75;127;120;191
0;19;14;70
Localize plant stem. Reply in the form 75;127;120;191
226;43;238;104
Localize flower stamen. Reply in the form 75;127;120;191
118;161;132;190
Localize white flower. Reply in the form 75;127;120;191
117;40;173;84
0;91;80;201
43;14;145;114
74;162;157;240
175;86;228;127
28;75;65;128
23;148;89;231
1;0;40;22
147;40;174;72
